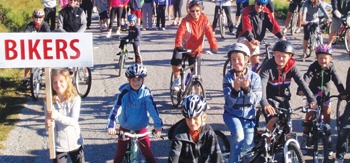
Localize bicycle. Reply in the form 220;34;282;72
243;107;304;162
222;41;273;77
216;0;227;39
214;130;230;162
304;22;323;62
70;67;92;98
289;1;300;35
116;39;135;77
170;50;207;107
30;68;45;100
301;95;339;162
117;130;154;162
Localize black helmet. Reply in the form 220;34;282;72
182;94;207;118
188;0;204;10
272;40;294;56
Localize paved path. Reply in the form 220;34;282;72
1;2;350;162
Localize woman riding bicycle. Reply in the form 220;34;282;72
170;0;218;91
23;9;51;87
301;0;331;59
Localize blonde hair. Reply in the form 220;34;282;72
51;69;78;103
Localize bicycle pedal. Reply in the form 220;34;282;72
128;56;133;60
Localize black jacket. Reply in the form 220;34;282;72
297;61;345;102
24;21;50;32
168;119;224;163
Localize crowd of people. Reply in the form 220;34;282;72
27;0;350;162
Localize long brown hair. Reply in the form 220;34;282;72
51;69;77;103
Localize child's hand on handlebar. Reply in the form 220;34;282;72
309;102;317;110
263;105;276;116
154;128;162;138
107;128;117;135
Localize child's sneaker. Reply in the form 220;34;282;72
116;30;121;36
116;51;121;55
106;31;112;38
295;27;301;33
282;27;288;34
161;27;166;31
171;77;181;91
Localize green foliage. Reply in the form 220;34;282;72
0;69;27;149
274;0;289;19
0;0;43;32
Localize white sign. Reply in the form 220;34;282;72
0;33;93;68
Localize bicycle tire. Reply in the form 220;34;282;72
214;130;230;161
344;28;350;54
75;67;92;98
313;132;326;162
222;59;230;77
306;34;316;58
30;69;41;100
170;73;182;107
336;98;350;152
284;142;305;163
187;80;206;98
254;107;266;139
290;10;298;35
118;52;126;77
219;13;225;38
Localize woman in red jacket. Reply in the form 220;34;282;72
170;0;218;91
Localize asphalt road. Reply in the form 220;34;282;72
1;1;350;162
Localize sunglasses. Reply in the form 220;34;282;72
190;10;201;13
256;2;266;6
34;16;44;19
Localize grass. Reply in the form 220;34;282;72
0;69;28;149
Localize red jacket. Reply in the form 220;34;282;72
109;0;129;8
175;13;217;56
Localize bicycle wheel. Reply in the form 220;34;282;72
284;142;305;163
254;107;266;137
344;28;350;54
219;13;226;38
170;73;182;107
313;134;327;163
30;68;41;100
118;52;126;77
306;35;316;58
222;59;230;77
75;67;92;98
187;80;206;98
290;11;298;35
214;130;230;161
336;99;347;129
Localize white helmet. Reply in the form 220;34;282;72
125;64;147;78
227;43;250;58
33;9;45;18
182;95;207;118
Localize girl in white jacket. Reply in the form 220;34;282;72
46;69;84;163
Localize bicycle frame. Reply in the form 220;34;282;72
180;54;202;96
243;107;302;162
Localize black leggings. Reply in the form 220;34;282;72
173;0;183;18
156;5;166;28
44;7;56;31
53;145;84;163
108;7;124;30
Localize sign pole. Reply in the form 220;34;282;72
44;67;56;159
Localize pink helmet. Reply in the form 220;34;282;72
315;44;332;56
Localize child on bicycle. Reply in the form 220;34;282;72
171;0;217;91
168;94;224;162
116;14;142;64
297;44;345;155
301;0;331;60
260;40;317;145
106;64;162;163
222;43;262;162
45;69;85;162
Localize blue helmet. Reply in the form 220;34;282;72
127;14;137;23
256;0;269;5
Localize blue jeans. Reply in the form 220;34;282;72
223;112;255;163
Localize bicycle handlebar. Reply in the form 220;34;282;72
119;131;153;138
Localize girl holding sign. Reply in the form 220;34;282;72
46;69;85;163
